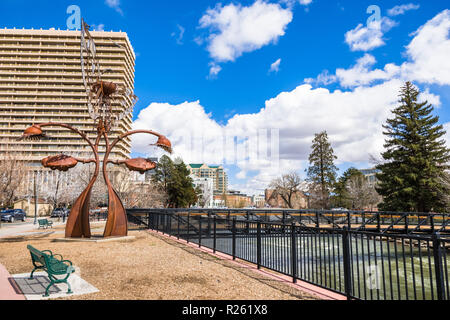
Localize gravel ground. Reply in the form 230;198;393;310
0;228;317;300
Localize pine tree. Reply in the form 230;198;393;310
152;156;197;208
376;82;450;212
307;131;338;209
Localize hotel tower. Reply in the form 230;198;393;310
0;27;135;186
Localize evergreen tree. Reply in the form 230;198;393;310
306;131;339;209
376;82;450;212
152;156;198;208
168;158;198;208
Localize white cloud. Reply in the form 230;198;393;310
132;10;450;195
444;123;450;149
208;62;222;78
92;24;105;31
388;4;420;16
198;0;292;74
304;70;337;86
132;80;402;194
269;58;281;73
105;0;123;15
323;10;450;88
336;54;400;88
401;10;450;86
171;24;185;45
345;17;397;51
418;88;442;108
281;0;313;7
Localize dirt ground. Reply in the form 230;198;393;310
0;229;318;300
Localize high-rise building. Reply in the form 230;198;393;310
190;175;214;208
0;27;135;164
187;164;228;195
360;168;380;185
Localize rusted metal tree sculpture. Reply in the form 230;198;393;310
19;20;172;238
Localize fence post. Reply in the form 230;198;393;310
376;212;381;232
432;232;445;300
168;214;171;236
156;213;159;232
342;228;353;300
148;213;151;230
207;211;211;236
213;216;217;253
347;211;351;229
199;217;202;248
177;214;180;240
291;223;298;283
257;221;262;269
316;211;320;228
232;217;236;260
404;213;409;234
187;212;190;244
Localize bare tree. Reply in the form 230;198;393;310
0;152;28;207
269;172;303;209
435;171;450;212
346;175;381;210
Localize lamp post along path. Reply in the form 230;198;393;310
18;20;172;238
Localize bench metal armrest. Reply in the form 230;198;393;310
52;254;64;261
42;250;53;256
61;259;73;266
61;260;75;273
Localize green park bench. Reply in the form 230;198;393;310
27;245;75;297
38;219;53;229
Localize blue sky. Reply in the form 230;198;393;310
1;0;449;195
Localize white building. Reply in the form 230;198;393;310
190;175;214;208
252;195;266;208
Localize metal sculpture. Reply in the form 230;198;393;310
19;19;172;238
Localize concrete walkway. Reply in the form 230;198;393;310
0;219;65;239
0;263;25;300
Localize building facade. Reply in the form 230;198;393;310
360;168;380;185
251;194;266;208
187;164;228;195
265;189;308;209
214;190;252;209
190;175;214;208
0;27;135;164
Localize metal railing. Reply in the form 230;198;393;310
127;209;450;300
128;208;450;235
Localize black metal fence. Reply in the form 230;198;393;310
128;209;450;300
127;208;450;234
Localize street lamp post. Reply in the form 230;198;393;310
34;171;38;225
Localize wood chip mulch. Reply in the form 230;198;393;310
0;228;318;300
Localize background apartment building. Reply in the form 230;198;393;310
0;27;136;190
0;27;135;162
187;164;228;195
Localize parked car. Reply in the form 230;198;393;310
51;208;69;218
0;209;26;223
